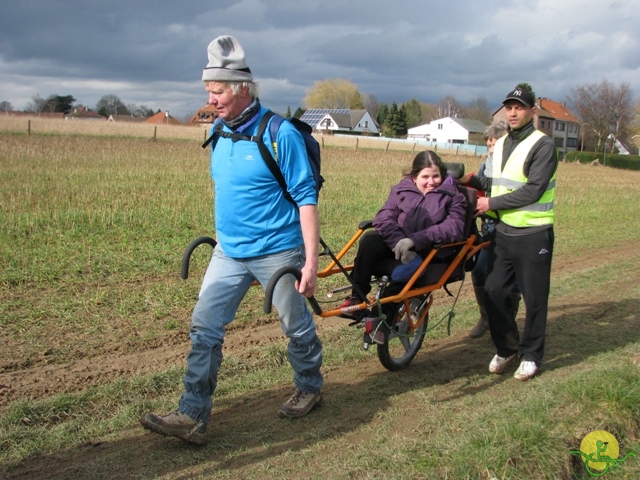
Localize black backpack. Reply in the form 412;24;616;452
202;110;323;208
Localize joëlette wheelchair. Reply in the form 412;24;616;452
180;163;489;371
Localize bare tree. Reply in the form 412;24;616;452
437;95;465;119
0;101;13;112
632;102;640;136
26;94;46;113
420;102;439;123
96;94;130;117
465;96;492;124
127;103;154;117
604;81;634;145
568;80;633;153
362;93;380;118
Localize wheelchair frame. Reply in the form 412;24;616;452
180;163;489;371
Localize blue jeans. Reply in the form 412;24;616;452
178;245;323;424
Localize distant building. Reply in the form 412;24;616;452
65;106;105;121
407;117;487;144
106;114;147;123
188;105;218;125
299;109;380;134
144;111;183;125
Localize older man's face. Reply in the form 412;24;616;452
205;82;250;121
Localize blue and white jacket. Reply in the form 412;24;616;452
210;106;316;258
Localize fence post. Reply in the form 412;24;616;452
355;138;359;150
385;141;390;152
153;126;157;141
28;120;31;136
456;145;459;155
412;142;416;153
321;137;325;149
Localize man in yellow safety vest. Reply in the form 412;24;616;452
462;85;558;381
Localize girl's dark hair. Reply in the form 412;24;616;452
404;150;446;179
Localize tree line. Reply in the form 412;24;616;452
0;93;156;119
301;78;639;153
568;80;636;154
2;79;638;153
302;78;494;138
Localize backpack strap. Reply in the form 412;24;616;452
201;110;298;209
201;120;223;149
255;111;298;208
268;115;285;162
202;120;258;149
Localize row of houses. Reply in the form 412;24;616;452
188;105;383;135
285;99;582;156
5;97;589;156
4;106;184;125
407;98;582;156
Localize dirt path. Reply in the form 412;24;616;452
3;239;640;479
0;313;346;408
2;239;640;408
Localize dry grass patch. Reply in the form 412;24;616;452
1;127;640;479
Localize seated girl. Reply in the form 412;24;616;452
340;150;468;315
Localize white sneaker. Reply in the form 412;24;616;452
514;360;538;381
488;354;516;374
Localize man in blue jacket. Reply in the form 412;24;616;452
140;35;323;444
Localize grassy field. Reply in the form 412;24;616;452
1;120;639;479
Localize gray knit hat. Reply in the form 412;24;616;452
202;35;253;82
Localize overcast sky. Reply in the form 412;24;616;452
1;0;638;118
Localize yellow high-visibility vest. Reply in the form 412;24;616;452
490;130;556;227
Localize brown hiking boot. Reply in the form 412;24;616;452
140;410;206;445
278;389;322;418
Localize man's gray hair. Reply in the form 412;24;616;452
228;81;260;99
483;120;508;141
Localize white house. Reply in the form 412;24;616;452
299;109;380;134
407;117;487;144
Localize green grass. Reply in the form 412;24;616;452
1;131;640;479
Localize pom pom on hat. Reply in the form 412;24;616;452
202;35;253;82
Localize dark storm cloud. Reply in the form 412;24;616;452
0;0;638;117
0;1;211;82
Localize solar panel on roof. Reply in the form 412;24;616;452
300;109;350;127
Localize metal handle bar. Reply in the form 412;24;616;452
181;236;217;279
263;266;322;315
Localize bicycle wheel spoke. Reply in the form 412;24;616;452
377;294;430;371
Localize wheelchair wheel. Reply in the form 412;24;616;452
377;294;430;371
